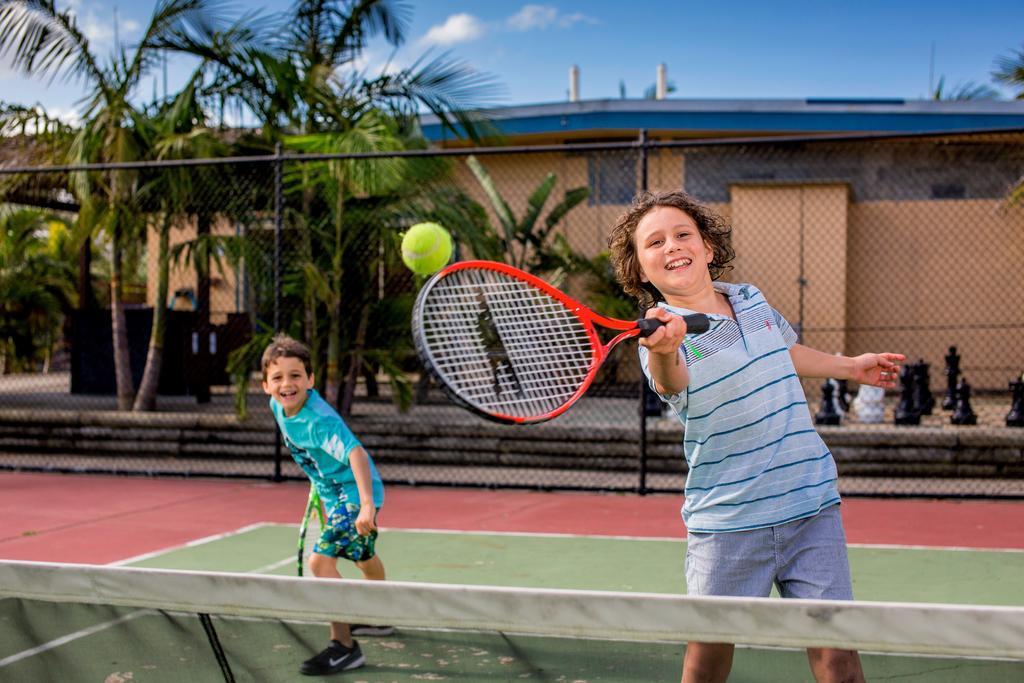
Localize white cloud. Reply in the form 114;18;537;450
81;12;114;45
42;106;82;128
556;12;596;29
420;13;485;46
67;1;141;48
507;5;596;31
507;5;557;30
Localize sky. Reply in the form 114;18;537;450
0;0;1021;127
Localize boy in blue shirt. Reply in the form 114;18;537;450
609;191;904;683
261;334;390;676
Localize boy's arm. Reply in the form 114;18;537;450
349;446;378;536
789;344;905;387
640;307;692;395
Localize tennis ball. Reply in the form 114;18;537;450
401;222;452;275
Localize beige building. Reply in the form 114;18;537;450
420;98;1024;388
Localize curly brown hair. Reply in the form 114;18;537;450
607;190;734;310
261;333;313;380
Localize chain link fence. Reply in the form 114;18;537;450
1;130;1023;497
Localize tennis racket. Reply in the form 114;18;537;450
412;260;710;425
296;484;324;577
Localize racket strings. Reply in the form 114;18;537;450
419;270;596;419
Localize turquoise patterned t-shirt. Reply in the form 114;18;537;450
270;389;385;510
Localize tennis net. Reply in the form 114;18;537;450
2;559;1023;681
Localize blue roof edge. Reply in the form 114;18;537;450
420;98;1024;142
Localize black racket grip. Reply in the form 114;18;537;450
636;313;711;337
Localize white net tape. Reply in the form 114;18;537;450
2;560;1022;659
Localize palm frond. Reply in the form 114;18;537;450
993;44;1024;99
0;0;105;86
358;51;504;142
327;0;411;65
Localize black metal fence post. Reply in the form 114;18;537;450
637;129;649;495
272;143;284;482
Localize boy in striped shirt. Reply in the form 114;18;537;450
608;191;904;683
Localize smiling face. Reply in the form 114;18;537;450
634;206;715;306
262;356;315;417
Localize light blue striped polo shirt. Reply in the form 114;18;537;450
639;282;840;533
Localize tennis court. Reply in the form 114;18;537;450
2;472;1024;681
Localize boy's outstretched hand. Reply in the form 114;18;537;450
850;353;906;388
355;506;377;537
638;307;690;357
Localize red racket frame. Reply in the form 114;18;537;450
417;260;692;424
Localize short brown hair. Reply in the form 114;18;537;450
607;190;734;310
261;333;313;380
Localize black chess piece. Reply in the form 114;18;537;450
951;378;977;426
911;359;935;416
834;378;850;413
894;364;920;425
1007;377;1024;428
942;346;960;410
815;381;841;426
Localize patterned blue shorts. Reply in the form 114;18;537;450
315;501;379;562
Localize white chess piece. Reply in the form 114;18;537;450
852;384;885;423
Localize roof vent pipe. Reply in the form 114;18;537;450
569;65;579;102
656;63;667;100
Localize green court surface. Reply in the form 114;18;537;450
3;526;1023;682
128;525;1024;606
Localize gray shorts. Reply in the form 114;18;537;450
684;504;854;600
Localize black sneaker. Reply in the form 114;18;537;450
299;640;365;676
350;624;395;636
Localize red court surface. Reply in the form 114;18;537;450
1;471;1022;565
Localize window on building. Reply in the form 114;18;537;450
587;152;637;205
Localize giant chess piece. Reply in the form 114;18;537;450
852;384;885;423
894;364;920;425
951;378;977;426
1007;376;1024;428
942;346;960;410
831;354;851;413
815;381;841;426
911;359;935;416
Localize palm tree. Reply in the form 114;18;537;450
0;207;76;373
0;0;232;409
159;0;501;412
129;72;231;411
465;155;590;276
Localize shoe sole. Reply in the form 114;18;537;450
351;626;395;636
299;655;365;676
299;653;366;675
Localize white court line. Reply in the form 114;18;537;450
847;542;1024;554
0;609;155;668
110;522;274;566
252;556;296;574
4;523;288;669
378;526;686;543
378;527;1024;553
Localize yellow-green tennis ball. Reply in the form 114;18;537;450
401;222;452;275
